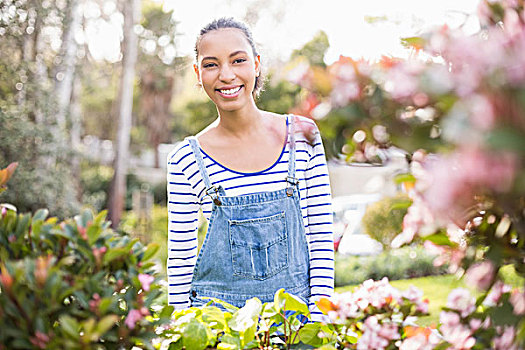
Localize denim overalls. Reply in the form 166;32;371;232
187;115;311;308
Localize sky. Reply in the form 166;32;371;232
163;0;482;65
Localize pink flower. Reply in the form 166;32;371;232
509;289;525;315
465;260;495;291
383;61;424;101
443;324;476;349
440;311;460;329
484;281;512;306
138;273;154;292
422;147;517;227
447;288;476;317
357;316;392;350
378;322;400;341
400;333;436;350
125;309;143;330
493;326;518;350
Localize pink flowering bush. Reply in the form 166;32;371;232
316;278;434;349
289;0;525;347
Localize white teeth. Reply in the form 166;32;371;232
219;86;241;95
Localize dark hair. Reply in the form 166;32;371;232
195;17;264;98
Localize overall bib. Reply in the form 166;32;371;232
187;115;311;308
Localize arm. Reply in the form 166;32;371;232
166;153;200;309
304;127;335;322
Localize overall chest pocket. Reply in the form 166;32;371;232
229;212;288;280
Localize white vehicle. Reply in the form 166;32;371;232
332;194;383;256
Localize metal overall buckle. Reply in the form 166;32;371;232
205;185;222;206
286;176;298;197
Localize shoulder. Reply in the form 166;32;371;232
167;138;193;167
290;114;320;146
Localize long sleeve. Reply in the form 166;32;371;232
166;152;200;309
304;128;335;322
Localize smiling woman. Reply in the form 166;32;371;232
166;17;335;322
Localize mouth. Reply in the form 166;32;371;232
216;85;243;98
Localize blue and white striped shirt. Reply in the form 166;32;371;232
166;116;334;321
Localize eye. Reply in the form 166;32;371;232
202;62;217;68
233;58;247;64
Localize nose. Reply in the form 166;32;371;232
219;64;235;82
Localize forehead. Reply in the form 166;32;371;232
197;28;253;59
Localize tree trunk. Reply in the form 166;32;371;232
108;0;141;228
70;73;83;201
55;0;81;134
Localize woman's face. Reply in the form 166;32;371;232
194;28;260;114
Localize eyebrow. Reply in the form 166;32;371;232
201;50;248;61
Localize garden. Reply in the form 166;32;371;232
1;0;525;349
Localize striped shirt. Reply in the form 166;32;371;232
166;116;334;321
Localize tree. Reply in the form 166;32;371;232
137;2;180;168
108;0;141;228
291;30;330;67
0;0;80;217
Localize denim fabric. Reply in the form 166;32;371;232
187;115;310;308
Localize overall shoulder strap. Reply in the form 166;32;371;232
286;115;298;195
187;136;212;189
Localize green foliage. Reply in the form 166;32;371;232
80;161;154;212
0;207;172;349
0;109;80;218
361;193;412;249
256;76;302;114
161;288;332;350
120;205;169;276
291;30;330;67
335;246;448;287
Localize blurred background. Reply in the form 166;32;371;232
3;0;521;327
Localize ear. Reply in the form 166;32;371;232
254;55;261;76
193;64;201;84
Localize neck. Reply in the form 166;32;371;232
216;102;263;137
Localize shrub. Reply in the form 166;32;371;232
335;246;448;287
0;207;172;349
361;193;412;250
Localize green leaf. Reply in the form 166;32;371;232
283;292;310;316
168;338;183;350
159;305;175;319
95;315;118;336
103;247;128;264
15;213;31;237
183;318;209;350
298;323;322;346
59;315;80;339
241;323;256;348
400;36;426;49
142;243;160;261
83;318;96;340
94;210;108;225
261;301;279;318
87;224;102;245
393;173;415;185
201;306;228;330
204;297;239;313
274;288;286;310
217;334;241;350
422;232;457;247
228;298;262;332
316;344;338;350
485;127;525;154
33;209;49;222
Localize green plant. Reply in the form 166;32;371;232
361;193;412;250
0;207;172;349
335;246;448;287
